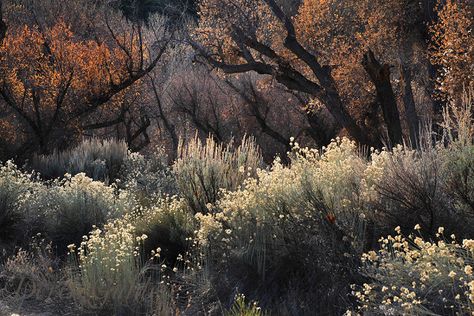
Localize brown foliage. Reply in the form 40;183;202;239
430;0;473;101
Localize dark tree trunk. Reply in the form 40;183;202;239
400;65;420;145
0;0;6;43
363;50;403;146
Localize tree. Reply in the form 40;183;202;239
193;0;436;146
430;0;473;101
0;0;170;155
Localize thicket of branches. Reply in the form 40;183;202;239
0;0;470;163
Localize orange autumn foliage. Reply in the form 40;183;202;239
0;21;125;108
430;0;473;101
0;18;151;152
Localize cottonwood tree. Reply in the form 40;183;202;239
192;0;440;146
430;0;473;102
0;0;170;155
224;74;337;151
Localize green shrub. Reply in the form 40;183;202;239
32;138;129;182
226;293;263;316
173;135;262;214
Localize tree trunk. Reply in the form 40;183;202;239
0;0;6;43
400;64;420;145
363;50;403;146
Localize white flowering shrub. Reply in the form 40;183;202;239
42;173;133;253
32;138;129;182
194;138;371;313
118;148;177;201
66;219;171;314
174;135;262;214
0;161;42;246
133;197;196;265
353;225;474;315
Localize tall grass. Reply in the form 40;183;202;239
32;138;129;182
66;218;173;314
174;135;262;214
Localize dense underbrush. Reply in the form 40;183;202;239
0;97;473;315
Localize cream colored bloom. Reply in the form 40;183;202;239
465;265;473;275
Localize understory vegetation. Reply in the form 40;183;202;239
0;94;472;315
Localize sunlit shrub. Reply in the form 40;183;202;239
43;173;130;253
118;147;177;201
174;135;262;214
32;138;129;182
195;137;370;313
353;225;474;315
66;219;171;314
0;161;42;246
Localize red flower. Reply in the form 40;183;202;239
326;213;336;224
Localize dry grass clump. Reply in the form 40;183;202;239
32;138;129;182
0;238;70;314
367;91;474;239
174;135;262;214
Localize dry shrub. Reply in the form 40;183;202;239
32;138;129;182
